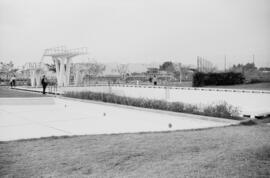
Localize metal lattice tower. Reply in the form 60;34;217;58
197;56;214;73
41;46;88;86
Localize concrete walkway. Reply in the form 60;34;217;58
0;94;239;141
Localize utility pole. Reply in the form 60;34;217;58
252;54;255;65
179;63;182;84
224;55;227;72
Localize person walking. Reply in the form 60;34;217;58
12;75;16;87
153;75;157;86
9;78;13;88
41;75;48;94
10;75;16;88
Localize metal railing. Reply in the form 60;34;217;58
60;83;270;94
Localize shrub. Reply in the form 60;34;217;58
184;104;200;115
169;102;185;112
248;78;262;84
203;101;240;119
63;91;242;120
150;100;169;110
193;72;245;87
240;119;257;126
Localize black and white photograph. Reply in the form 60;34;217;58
0;0;270;177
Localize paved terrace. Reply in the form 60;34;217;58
0;87;239;141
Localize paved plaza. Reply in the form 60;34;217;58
0;87;239;141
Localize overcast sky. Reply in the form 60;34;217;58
0;0;269;69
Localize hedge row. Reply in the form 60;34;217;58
63;91;242;120
193;72;245;87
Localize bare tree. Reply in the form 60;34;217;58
173;63;182;83
116;64;129;79
73;62;105;85
0;61;18;80
85;62;106;77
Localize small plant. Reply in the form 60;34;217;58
169;102;185;112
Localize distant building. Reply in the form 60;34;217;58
146;68;175;81
259;67;270;73
146;68;159;75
